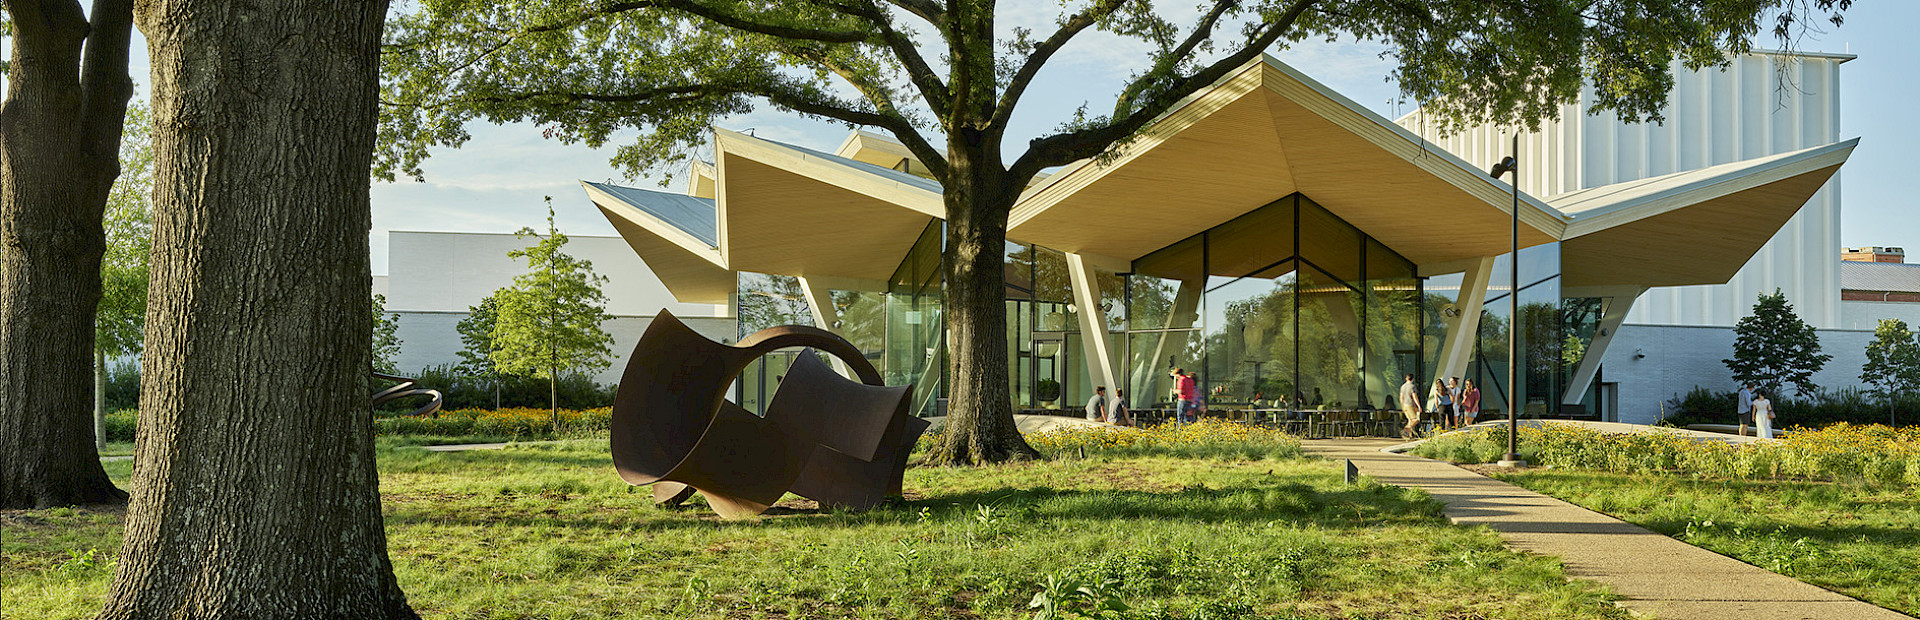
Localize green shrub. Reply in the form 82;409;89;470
1661;386;1920;428
1415;422;1920;486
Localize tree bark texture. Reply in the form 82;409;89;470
926;137;1039;465
97;0;415;617
0;0;135;509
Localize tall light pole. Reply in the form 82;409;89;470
1488;132;1527;468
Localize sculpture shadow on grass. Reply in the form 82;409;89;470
609;311;928;519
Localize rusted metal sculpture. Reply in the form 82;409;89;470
611;310;926;519
371;371;444;417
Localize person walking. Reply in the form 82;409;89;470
1086;386;1109;423
1460;379;1481;426
1173;368;1198;425
1752;390;1776;439
1399;374;1424;438
1737;382;1754;437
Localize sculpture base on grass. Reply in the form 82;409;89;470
608;311;926;519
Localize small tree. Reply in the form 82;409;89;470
491;198;614;425
1724;290;1830;398
455;294;508;408
95;101;154;450
372;293;403;373
1860;319;1920;426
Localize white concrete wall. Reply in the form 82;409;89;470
385;230;727;317
1839;300;1920;331
383;230;735;384
1401;52;1849;329
389;311;735;385
1599;323;1872;425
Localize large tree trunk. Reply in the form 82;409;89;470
0;0;135;509
925;139;1039;465
921;5;1038;466
97;0;415;617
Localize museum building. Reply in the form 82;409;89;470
580;53;1856;422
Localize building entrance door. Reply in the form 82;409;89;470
1031;332;1067;408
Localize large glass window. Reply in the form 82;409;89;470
1124;194;1423;415
886;221;945;413
1468;242;1566;417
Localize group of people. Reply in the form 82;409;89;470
1084;385;1135;426
1398;374;1480;438
1736;382;1777;439
1087;368;1203;426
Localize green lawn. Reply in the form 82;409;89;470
1486;468;1920;616
9;441;1634;620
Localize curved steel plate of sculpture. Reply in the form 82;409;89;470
611;310;927;519
371;371;443;417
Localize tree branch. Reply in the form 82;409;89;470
801;0;952;121
77;0;136;175
780;43;950;177
1010;0;1319;182
1111;0;1239;117
448;0;874;44
879;0;944;28
991;0;1131;128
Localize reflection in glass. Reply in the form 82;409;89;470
1124;193;1424;416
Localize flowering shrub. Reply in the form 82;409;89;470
1415;422;1920;486
921;418;1303;460
374;407;612;439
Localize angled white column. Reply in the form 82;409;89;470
1065;253;1119;399
1562;287;1645;406
1436;257;1496;383
796;276;852;378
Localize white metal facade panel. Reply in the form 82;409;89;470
1399;53;1847;328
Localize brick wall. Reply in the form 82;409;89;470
1842;290;1920;303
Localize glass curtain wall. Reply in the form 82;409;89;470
1006;243;1124;410
734;272;815;415
886;221;946;412
1466;243;1567;417
1125;194;1422;412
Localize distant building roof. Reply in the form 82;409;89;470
1841;261;1920;294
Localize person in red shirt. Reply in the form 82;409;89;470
1174;369;1199;424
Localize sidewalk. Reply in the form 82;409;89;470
1305;438;1914;620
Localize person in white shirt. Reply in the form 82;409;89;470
1086;386;1109;423
1751;390;1776;439
1399;374;1423;438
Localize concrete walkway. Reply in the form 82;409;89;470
1304;438;1914;620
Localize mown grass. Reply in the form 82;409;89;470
1483;468;1920;617
9;437;1632;620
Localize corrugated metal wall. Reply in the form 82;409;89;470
1398;52;1848;328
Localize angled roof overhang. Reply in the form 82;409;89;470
712;129;942;282
1554;139;1857;289
582;181;736;304
1006;54;1567;270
